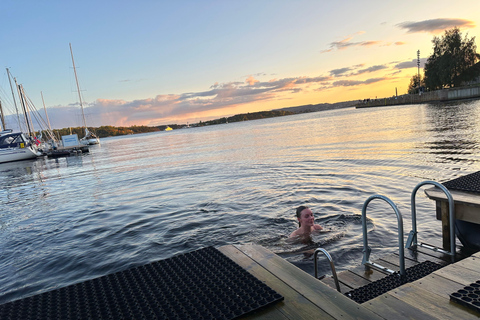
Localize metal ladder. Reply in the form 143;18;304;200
362;195;406;279
405;180;456;262
314;248;341;292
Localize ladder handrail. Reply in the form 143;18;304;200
314;248;341;292
406;180;455;261
361;195;406;278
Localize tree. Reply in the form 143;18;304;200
424;27;479;90
408;74;424;94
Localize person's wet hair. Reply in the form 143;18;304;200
296;205;308;227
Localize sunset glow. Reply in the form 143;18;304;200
1;1;479;128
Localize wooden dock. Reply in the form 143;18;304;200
220;244;480;319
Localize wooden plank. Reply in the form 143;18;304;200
434;259;480;286
365;293;439;320
412;274;471;299
218;245;333;320
333;270;371;290
396;250;450;266
233;244;384;320
454;255;480;273
425;188;480;225
388;282;478;319
441;200;451;250
371;257;403;272
348;264;391;283
378;253;418;269
319;275;352;293
405;245;464;263
425;188;480;207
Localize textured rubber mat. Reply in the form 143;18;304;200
443;171;480;193
450;280;480;313
345;260;442;304
0;246;283;320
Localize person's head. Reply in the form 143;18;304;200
296;206;314;227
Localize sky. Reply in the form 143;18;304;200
1;0;479;130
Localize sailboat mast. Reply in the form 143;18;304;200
0;100;6;131
17;83;33;137
41;91;53;131
6;68;22;130
69;43;88;129
14;77;30;135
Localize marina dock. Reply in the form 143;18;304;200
220;244;480;319
0;242;478;319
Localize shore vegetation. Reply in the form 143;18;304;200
422;27;479;91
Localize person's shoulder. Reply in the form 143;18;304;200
289;229;300;238
313;224;323;230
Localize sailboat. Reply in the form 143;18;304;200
0;76;42;164
69;43;100;145
0;130;42;163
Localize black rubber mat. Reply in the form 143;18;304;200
0;246;283;320
344;260;442;304
450;280;480;313
443;171;480;193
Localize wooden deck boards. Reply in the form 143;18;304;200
219;244;382;320
335;248;480;319
222;244;480;319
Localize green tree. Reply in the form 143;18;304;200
424;27;479;90
408;74;424;94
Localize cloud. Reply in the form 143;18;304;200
330;67;352;77
394;58;427;69
355;65;388;75
38;75;338;127
321;32;392;53
361;41;382;47
397;18;475;34
331;77;386;87
245;76;260;86
32;64;395;128
330;64;387;77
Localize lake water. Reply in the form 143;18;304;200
1;100;480;304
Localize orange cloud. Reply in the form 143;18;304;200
246;76;260;86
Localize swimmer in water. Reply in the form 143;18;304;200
289;205;323;240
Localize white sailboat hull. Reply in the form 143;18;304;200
80;137;100;145
0;146;41;164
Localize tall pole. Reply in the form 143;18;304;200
0;100;5;131
69;43;88;129
6;68;22;129
14;77;29;134
17;84;33;137
21;85;36;135
417;50;420;93
41;91;53;131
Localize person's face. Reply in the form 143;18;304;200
298;208;314;227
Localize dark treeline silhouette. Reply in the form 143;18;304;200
44;110;296;139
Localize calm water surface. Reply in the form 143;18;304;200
1;101;480;304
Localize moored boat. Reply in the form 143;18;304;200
70;43;100;146
0;130;42;164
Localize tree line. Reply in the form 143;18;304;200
45;110;295;139
408;27;480;94
48;125;160;139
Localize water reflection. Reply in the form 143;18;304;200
1;100;480;304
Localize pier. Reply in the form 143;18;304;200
221;244;479;319
356;85;480;108
0;243;478;319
